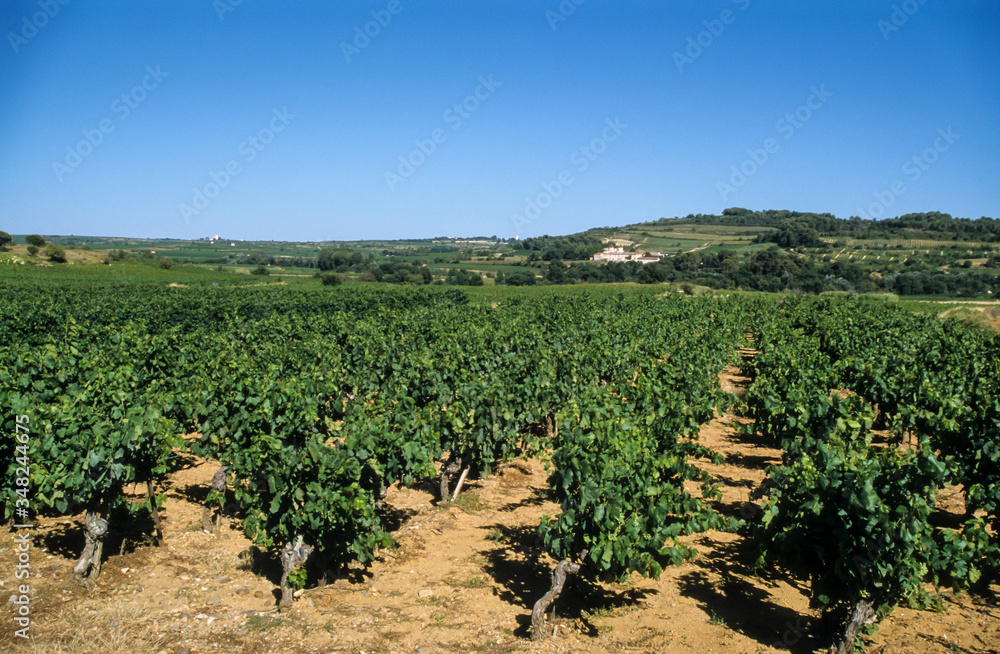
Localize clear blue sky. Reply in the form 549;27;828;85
2;1;997;241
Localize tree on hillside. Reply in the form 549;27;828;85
768;220;823;248
318;248;363;271
505;271;537;286
26;234;45;247
43;244;67;262
0;231;11;250
546;260;568;284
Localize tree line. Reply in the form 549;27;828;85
538;246;999;296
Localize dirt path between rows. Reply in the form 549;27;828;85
3;365;999;653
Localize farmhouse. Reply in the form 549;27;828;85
592;246;661;264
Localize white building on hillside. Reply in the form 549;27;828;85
592;246;661;264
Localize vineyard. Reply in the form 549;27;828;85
2;281;999;653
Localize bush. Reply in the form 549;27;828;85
158;257;173;269
103;249;131;264
504;271;537;286
26;245;39;256
318;248;362;271
250;265;270;276
320;272;342;286
43;244;66;263
0;231;11;250
25;234;45;247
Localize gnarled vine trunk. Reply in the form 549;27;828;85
544;413;557;439
202;465;228;534
279;535;314;609
147;480;165;546
531;554;586;641
834;598;875;654
72;511;109;581
438;455;463;503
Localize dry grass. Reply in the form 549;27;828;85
0;244;106;265
3;599;167;654
942;306;1000;332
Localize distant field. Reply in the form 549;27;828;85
606;223;775;254
820;236;996;250
694;242;775;255
0;258;265;285
27;235;508;265
652;223;776;235
430;261;532;275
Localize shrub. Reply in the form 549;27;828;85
104;249;131;263
320;272;342;286
26;245;39;256
158;257;173;269
504;271;537;286
43;244;67;262
26;234;45;247
251;265;270;276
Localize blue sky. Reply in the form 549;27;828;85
1;1;997;241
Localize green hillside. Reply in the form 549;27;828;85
3;209;998;298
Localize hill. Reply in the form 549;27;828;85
3;210;999;297
515;209;999;296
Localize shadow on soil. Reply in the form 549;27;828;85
34;508;158;562
497;487;550;513
378;504;420;533
228;545;286;587
482;524;655;640
676;536;824;653
725;451;780;471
